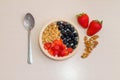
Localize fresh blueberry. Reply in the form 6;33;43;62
70;33;75;39
73;33;78;37
73;40;78;45
66;29;71;35
61;35;65;39
70;27;75;32
63;26;67;30
73;37;78;41
63;39;67;44
62;22;67;26
68;40;73;44
67;24;72;28
58;25;64;30
66;43;72;48
71;45;76;49
61;29;66;34
66;36;70;39
57;21;61;26
66;38;71;42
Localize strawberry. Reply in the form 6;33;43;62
77;13;89;28
44;43;52;50
58;49;68;57
53;45;60;50
67;48;73;53
53;39;62;45
87;20;102;36
48;48;54;56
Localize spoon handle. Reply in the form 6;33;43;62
27;30;33;64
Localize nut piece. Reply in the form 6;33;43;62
81;35;99;58
84;36;88;41
93;41;98;48
81;52;89;58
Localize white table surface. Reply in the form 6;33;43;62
0;0;120;80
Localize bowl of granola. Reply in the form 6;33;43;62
39;20;80;60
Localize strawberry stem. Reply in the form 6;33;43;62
76;13;86;17
100;20;103;24
95;20;103;24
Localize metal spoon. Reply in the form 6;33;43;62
24;13;35;64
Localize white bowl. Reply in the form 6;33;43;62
39;20;81;60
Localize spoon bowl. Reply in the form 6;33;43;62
24;13;35;30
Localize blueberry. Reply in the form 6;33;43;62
73;40;78;45
73;38;78;42
73;33;78;37
62;22;67;26
58;25;64;30
66;38;71;41
66;43;72;48
71;45;76;49
68;40;73;44
57;21;63;26
63;26;67;30
63;39;67;44
66;29;71;35
70;27;75;32
67;24;72;28
61;35;65;39
70;33;75;39
61;29;66;34
66;36;70;39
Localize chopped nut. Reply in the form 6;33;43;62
93;41;98;48
91;35;99;40
85;41;92;48
81;52;89;58
81;35;99;58
84;36;88;41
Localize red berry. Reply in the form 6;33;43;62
44;43;52;50
67;48;73;53
77;13;89;28
48;48;54;56
53;39;62;45
53;45;60;50
87;20;102;36
53;50;59;56
58;49;68;57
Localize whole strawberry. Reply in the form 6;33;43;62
87;20;102;36
77;13;89;28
